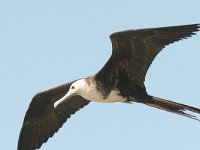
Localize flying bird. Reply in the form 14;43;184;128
18;24;200;150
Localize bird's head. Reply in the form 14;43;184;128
54;79;86;108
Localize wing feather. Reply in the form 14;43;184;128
18;82;90;150
95;24;200;91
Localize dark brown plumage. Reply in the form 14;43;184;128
96;24;200;94
18;24;200;150
95;23;200;120
18;82;89;150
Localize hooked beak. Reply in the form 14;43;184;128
54;91;75;108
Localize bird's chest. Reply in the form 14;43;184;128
81;84;127;103
103;90;127;102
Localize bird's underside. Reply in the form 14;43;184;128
18;24;200;150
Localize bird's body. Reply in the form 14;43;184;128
18;24;200;150
54;77;127;106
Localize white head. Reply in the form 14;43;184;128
68;79;87;95
54;79;87;108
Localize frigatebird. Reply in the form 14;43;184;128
18;24;200;150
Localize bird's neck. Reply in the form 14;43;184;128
80;77;127;103
79;77;104;101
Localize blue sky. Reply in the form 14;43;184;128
1;0;200;149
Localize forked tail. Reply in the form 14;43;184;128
144;96;200;121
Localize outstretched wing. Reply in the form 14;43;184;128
95;24;199;94
18;82;90;150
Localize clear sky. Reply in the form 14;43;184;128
1;0;200;150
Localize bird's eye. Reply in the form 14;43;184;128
71;86;75;89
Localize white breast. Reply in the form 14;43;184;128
102;90;127;103
80;82;127;103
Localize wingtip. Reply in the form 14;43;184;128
191;23;200;32
189;23;200;37
110;23;200;39
197;23;200;30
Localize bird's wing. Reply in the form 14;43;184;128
95;24;199;94
18;82;90;150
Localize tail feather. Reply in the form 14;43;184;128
144;96;200;121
